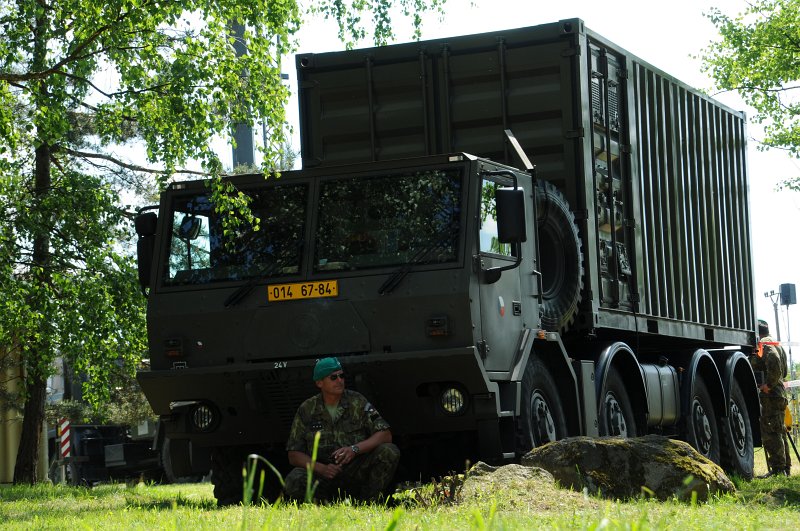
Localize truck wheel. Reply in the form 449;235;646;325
162;438;202;484
598;366;638;437
720;380;754;479
518;356;568;451
535;181;583;332
211;447;244;506
65;461;83;487
685;377;721;463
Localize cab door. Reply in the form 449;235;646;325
477;177;524;372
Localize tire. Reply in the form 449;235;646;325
685;377;721;463
66;461;84;487
211;447;244;506
720;380;754;479
518;356;568;452
598;366;638;437
211;447;287;506
161;438;203;484
535;180;584;332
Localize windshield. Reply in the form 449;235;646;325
314;169;463;272
160;168;463;287
164;183;308;285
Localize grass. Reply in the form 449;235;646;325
1;449;799;530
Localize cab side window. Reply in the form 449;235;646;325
479;179;512;257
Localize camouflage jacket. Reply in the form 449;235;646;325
751;336;787;402
286;390;390;462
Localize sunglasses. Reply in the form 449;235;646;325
328;372;346;381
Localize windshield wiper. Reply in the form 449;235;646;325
378;229;455;295
224;262;282;307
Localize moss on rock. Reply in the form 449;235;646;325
520;435;735;502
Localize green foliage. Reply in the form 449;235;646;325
309;0;447;49
702;0;800;189
44;360;155;426
306;430;321;503
44;399;100;425
1;0;447;481
0;167;146;406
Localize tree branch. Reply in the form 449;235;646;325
63;148;211;177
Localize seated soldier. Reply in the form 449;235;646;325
284;357;400;502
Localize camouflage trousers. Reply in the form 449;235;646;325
284;443;400;502
761;411;788;472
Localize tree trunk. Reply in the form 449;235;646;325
13;137;52;483
12;373;47;484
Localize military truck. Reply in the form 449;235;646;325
135;19;760;504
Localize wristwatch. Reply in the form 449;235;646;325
351;444;360;454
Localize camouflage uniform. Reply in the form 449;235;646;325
284;389;400;502
752;336;789;474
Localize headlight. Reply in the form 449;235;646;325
192;404;216;431
440;387;466;415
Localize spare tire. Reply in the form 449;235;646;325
535;180;584;331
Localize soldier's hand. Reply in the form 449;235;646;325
333;446;356;466
318;463;342;479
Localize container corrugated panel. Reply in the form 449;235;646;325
631;62;753;336
296;19;755;344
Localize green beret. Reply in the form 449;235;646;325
313;357;342;381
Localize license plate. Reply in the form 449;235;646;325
267;280;339;302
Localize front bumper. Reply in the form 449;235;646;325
137;347;500;447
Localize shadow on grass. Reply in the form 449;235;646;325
0;482;216;511
733;474;800;507
124;496;218;511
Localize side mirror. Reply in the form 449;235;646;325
178;215;202;240
495;188;527;243
135;212;158;296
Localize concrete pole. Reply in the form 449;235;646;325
231;21;254;169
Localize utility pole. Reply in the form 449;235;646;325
777;283;798;452
780;283;796;379
764;290;782;341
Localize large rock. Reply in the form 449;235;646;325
461;461;599;511
521;435;735;501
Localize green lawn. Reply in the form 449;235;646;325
1;470;799;530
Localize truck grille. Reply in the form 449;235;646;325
251;372;318;427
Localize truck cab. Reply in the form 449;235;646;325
136;153;578;501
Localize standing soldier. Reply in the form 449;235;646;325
284;357;401;502
753;319;790;477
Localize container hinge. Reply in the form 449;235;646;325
620;68;629;80
565;127;584;139
624;219;636;228
472;254;483;273
620;144;631;154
